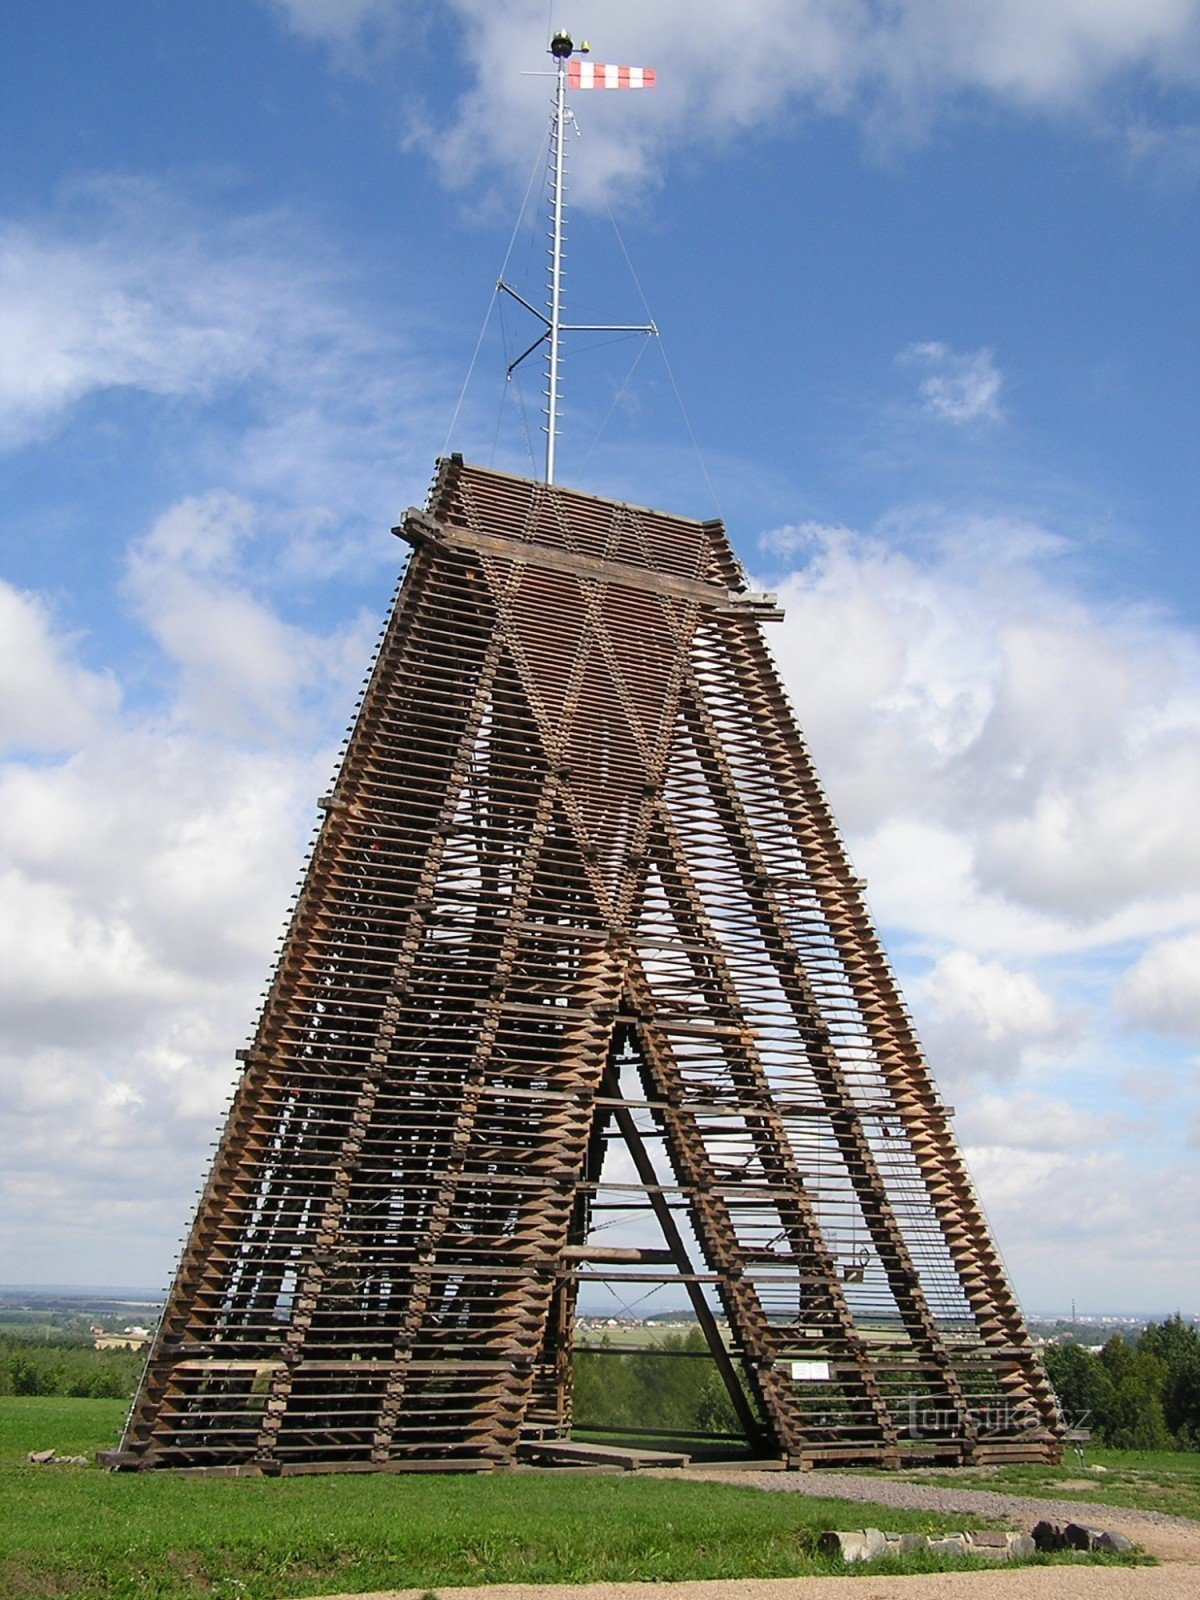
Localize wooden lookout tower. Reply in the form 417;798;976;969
105;457;1063;1474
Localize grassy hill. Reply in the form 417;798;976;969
0;1396;1099;1600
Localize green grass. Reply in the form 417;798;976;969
0;1397;1122;1599
850;1448;1200;1523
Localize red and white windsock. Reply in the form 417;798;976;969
567;61;656;89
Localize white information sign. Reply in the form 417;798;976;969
790;1360;832;1382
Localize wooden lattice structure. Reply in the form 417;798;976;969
106;458;1062;1473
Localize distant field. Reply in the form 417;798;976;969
576;1323;715;1346
0;1396;1115;1600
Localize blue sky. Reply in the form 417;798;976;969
1;1;1198;1312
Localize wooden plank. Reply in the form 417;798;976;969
517;1440;690;1470
397;511;782;618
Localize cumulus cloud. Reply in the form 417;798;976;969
0;173;452;1285
1;135;1194;1306
964;1144;1200;1309
898;342;1004;424
1124;117;1200;180
0;148;412;1286
0;177;326;449
0;540;349;1282
265;0;415;70
979;734;1200;918
959;1089;1114;1153
123;492;378;738
270;0;394;43
7;458;1195;1299
1116;930;1200;1040
0;583;120;749
913;950;1079;1084
755;505;1200;1310
764;512;1200;957
6;475;1197;1300
264;0;1200;200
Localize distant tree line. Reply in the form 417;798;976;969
0;1333;144;1399
1044;1316;1200;1450
6;1315;1198;1454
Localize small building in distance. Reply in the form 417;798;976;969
93;1326;149;1351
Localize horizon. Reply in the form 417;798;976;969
3;1284;1196;1325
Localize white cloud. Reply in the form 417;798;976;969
0;868;186;1048
267;0;411;67
898;342;1004;424
965;1144;1200;1310
0;1014;255;1284
0;178;321;448
1124;117;1200;179
756;504;1200;1311
0;482;369;1281
123;492;378;739
6;483;1197;1304
270;0;392;42
913;950;1080;1084
0;582;120;749
9;474;1192;1303
0;174;451;1284
766;513;1200;957
979;734;1200;917
959;1089;1113;1153
1;142;1195;1308
264;1;1200;200
1116;930;1200;1040
0;721;323;1278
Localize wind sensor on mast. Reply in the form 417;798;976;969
499;31;658;485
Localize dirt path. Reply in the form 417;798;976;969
671;1465;1200;1564
319;1569;1200;1600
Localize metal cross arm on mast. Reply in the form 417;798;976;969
563;321;658;333
496;280;656;342
499;304;658;380
497;29;657;483
498;282;549;324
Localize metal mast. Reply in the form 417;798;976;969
500;31;656;484
545;36;569;483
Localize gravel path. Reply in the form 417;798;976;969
670;1465;1200;1545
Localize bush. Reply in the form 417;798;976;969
0;1335;142;1401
